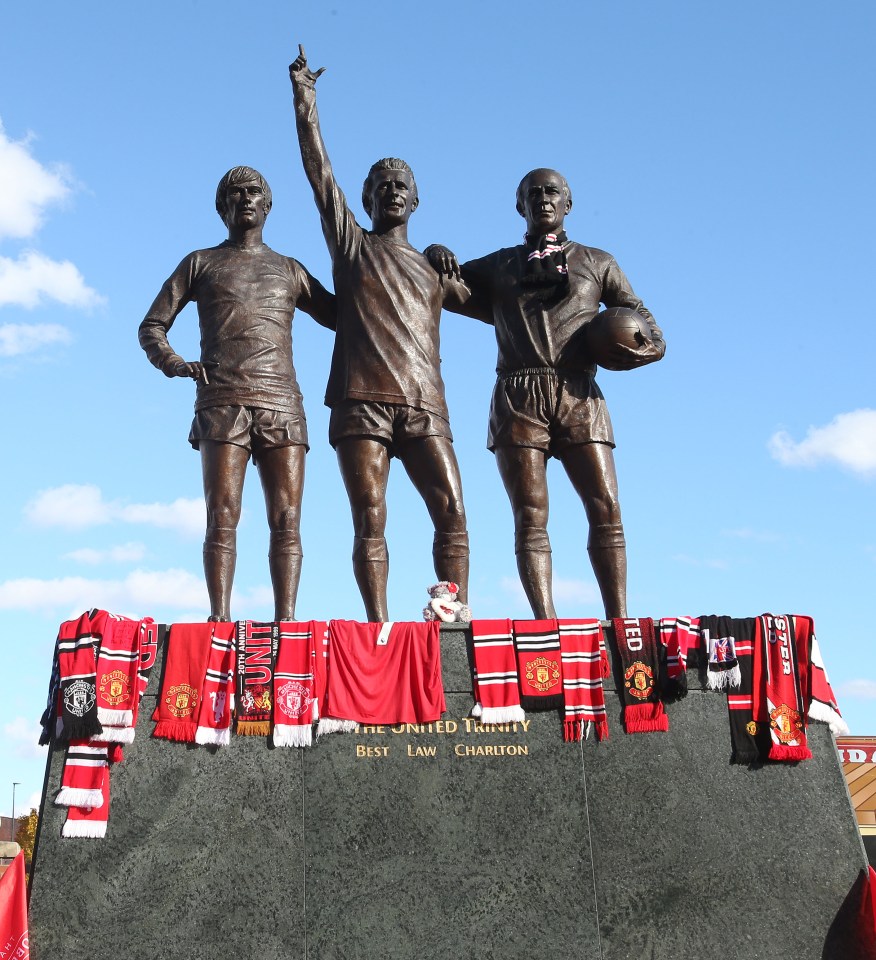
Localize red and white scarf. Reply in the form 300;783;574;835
612;618;668;733
319;620;446;727
272;621;325;747
56;741;123;839
699;615;742;691
195;625;236;745
795;616;848;735
753;613;811;761
514;620;563;711
235;621;278;736
558;618;609;742
92;614;157;743
470;619;525;724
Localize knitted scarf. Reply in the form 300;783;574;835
513;619;563;711
93;614;157;743
235;621;279;736
657;616;698;701
57;743;124;839
719;617;770;764
56;611;102;742
558;618;609;742
612;618;668;733
797;617;849;735
195;625;236;745
272;621;326;747
319;620;446;726
699;615;742;690
753;614;811;761
153;623;232;742
522;231;569;295
469;619;525;724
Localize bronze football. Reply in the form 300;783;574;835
584;307;654;371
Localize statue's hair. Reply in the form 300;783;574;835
215;166;272;223
361;158;418;217
515;168;572;217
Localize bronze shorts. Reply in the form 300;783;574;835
189;404;309;462
329;400;453;456
488;369;614;454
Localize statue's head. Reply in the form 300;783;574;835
215;166;273;227
362;158;419;225
516;168;572;235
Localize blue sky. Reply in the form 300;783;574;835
1;1;874;814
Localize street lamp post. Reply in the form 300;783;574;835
11;782;19;840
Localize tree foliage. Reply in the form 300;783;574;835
15;808;38;870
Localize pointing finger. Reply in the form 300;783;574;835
298;43;306;59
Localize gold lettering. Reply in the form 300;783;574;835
359;725;385;734
407;744;437;758
356;745;388;757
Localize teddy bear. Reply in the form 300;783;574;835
422;581;472;623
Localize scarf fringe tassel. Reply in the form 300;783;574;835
62;819;107;839
808;700;850;736
195;725;231;746
317;718;359;737
770;743;813;762
625;706;669;734
479;705;526;724
55;787;103;809
153;719;196;742
706;665;742;690
236;721;270;737
273;724;313;748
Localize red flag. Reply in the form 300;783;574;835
0;851;30;959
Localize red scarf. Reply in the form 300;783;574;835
272;621;326;747
470;619;525;724
153;623;232;742
0;850;29;955
320;620;446;725
612;618;668;733
93;614;156;742
558;618;609;742
195;625;236;745
753;614;811;761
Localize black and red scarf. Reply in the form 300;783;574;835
236;621;279;736
612;618;668;733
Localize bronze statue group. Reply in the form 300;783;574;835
139;46;665;626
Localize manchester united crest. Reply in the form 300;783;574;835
277;680;313;720
99;670;131;706
64;679;96;717
769;703;804;744
746;721;759;736
524;656;561;693
623;661;654;700
165;683;198;719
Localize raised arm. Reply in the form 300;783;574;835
138;255;209;383
289;45;353;253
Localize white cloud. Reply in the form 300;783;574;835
768;409;876;477
0;322;72;357
3;717;46;759
0;568;207;613
837;679;876;700
64;542;147;565
25;484;205;537
0;250;104;309
0;121;72;239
